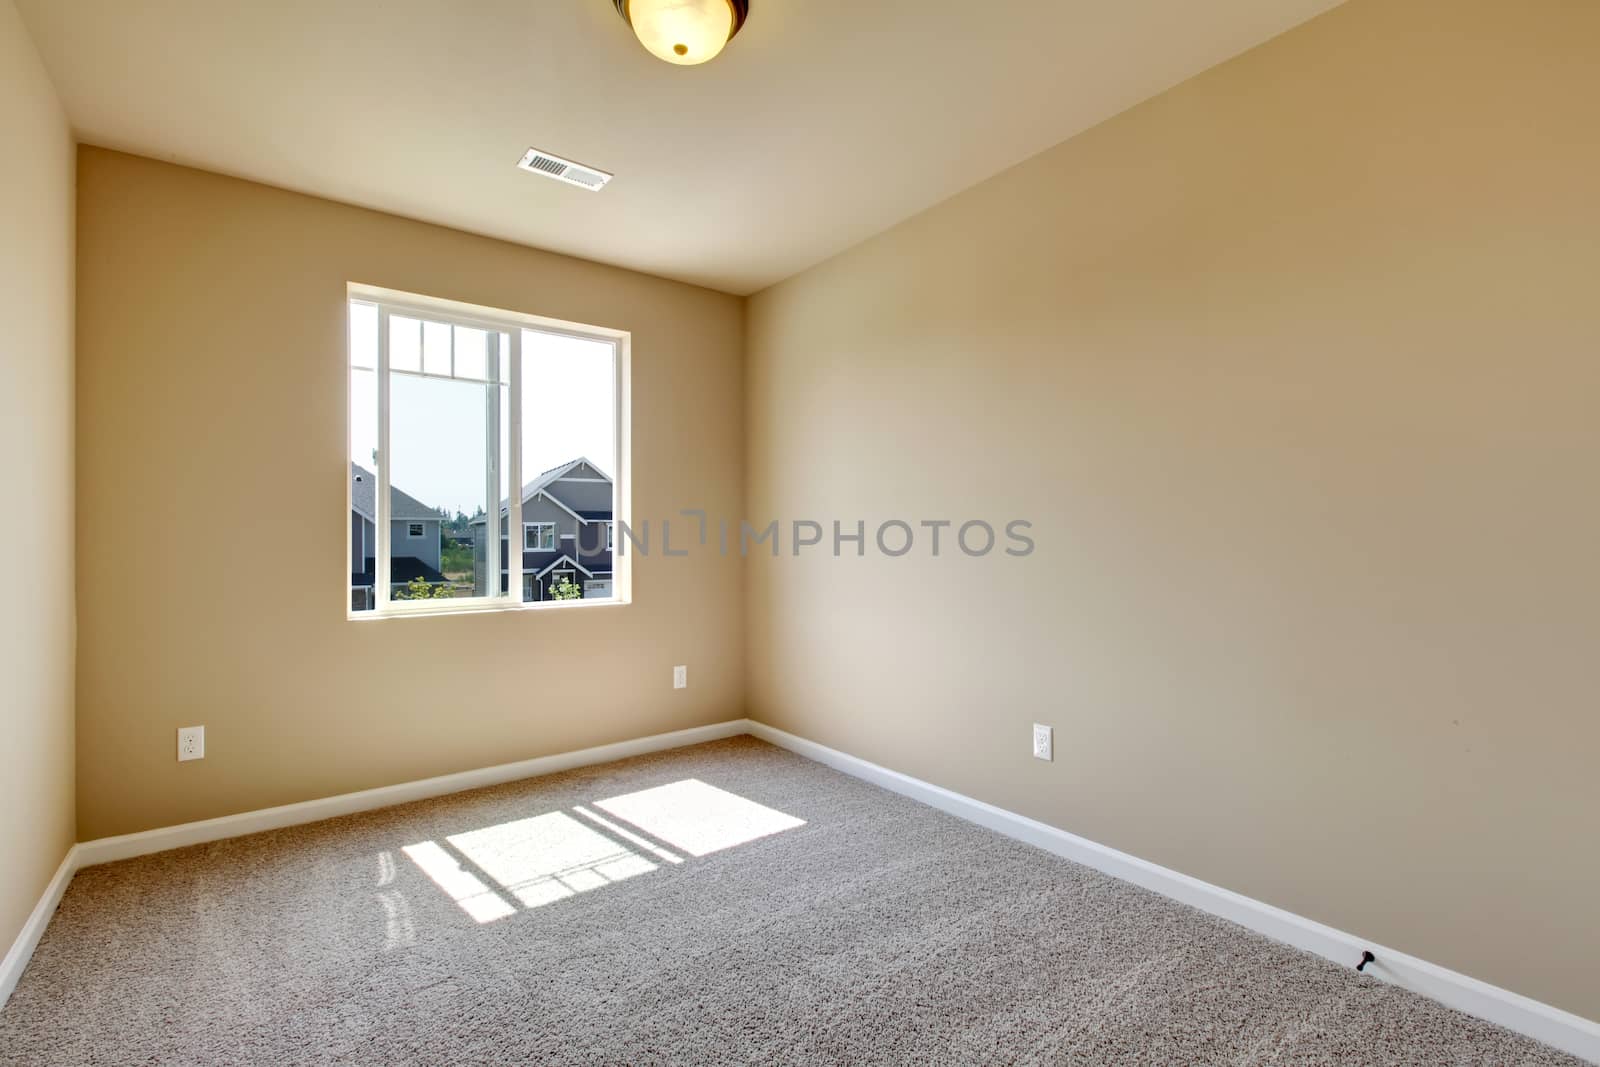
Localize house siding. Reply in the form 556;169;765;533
545;477;611;514
469;463;615;597
350;511;367;579
390;517;441;574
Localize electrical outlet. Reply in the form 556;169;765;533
673;665;687;689
1032;723;1053;762
178;725;205;762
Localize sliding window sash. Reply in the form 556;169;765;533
508;329;523;604
375;306;393;611
373;307;520;612
483;332;501;594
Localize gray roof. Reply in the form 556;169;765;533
470;457;612;525
350;463;441;522
512;550;595;580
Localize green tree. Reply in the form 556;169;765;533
550;575;583;601
393;575;451;600
440;538;473;577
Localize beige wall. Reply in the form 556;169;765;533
76;148;745;840
0;0;76;963
745;0;1600;1018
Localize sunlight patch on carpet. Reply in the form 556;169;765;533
595;778;806;858
402;779;804;922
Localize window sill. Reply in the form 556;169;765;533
349;597;630;622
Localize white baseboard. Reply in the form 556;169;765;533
0;845;80;1010
746;721;1600;1065
74;719;749;869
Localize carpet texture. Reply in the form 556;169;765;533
0;737;1583;1065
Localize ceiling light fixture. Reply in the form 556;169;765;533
613;0;749;66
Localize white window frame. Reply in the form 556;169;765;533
524;522;557;551
406;522;426;539
347;283;630;619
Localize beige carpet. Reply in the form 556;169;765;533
0;737;1582;1065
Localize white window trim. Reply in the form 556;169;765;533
406;522;426;539
524;522;557;551
536;554;594;580
348;283;631;619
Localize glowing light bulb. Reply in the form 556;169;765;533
619;0;745;66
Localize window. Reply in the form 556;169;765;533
349;286;626;616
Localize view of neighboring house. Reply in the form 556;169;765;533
471;458;614;602
350;462;448;610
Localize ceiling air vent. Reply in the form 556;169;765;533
516;148;614;191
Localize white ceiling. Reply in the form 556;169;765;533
17;0;1343;295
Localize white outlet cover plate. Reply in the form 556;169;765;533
1032;724;1053;762
673;665;687;689
178;725;205;761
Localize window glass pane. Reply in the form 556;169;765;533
499;339;511;508
350;303;378;370
423;319;452;377
391;315;422;373
454;326;488;382
389;316;506;604
522;329;616;602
